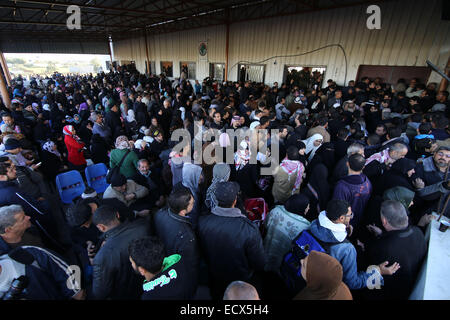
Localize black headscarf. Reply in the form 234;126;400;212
307;163;330;211
391;158;416;176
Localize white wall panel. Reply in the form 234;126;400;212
113;0;450;86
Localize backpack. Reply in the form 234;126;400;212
280;229;349;295
244;198;269;233
106;150;130;184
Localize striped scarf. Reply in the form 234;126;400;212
280;159;305;194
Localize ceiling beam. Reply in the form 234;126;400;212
0;19;135;29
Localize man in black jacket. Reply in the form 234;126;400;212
363;200;427;300
91;205;151;300
104;102;122;140
153;186;199;298
197;182;266;299
128;236;192;300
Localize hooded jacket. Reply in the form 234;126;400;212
308;217;374;290
333;174;372;229
294;250;352;300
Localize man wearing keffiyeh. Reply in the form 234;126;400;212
272;146;305;204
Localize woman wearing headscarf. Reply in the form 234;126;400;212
374;157;417;195
63;125;87;171
294;250;352;300
134;101;150;128
263;193;311;276
90;133;110;165
307;142;336;174
383;186;415;212
205;163;231;210
78;102;90;121
50;103;65;134
234;140;251;171
125;109;138;137
40;140;67;182
301;163;330;222
233;139;262;199
301;133;323;163
109;135;139;179
181;162;203;230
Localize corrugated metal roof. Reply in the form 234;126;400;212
0;39;109;54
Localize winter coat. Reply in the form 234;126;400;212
103;179;148;207
197;206;266;295
364;226;427;300
309;219;372;290
153;208;199;298
263;205;310;275
92;219;151;299
40;149;64;182
90;134;110;165
141;254;194;300
64;135;86;166
0;246;81;300
333;174;372;229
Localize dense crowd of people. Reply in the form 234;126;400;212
0;66;449;300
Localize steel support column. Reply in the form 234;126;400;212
438;56;450;93
144;28;151;75
0;64;11;110
0;51;11;87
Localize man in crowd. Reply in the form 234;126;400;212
128;236;194;300
197;182;266;299
91;205;151;299
308;199;400;291
153;186;199;298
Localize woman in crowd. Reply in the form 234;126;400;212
40;140;68;182
109;135;139;179
63;124;86;171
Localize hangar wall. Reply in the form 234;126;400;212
113;0;449;86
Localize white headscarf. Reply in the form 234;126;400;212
302;133;323;161
126;110;136;123
42;140;61;158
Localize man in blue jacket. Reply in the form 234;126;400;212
0;246;84;300
0;159;65;254
309;199;400;291
333;153;372;235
